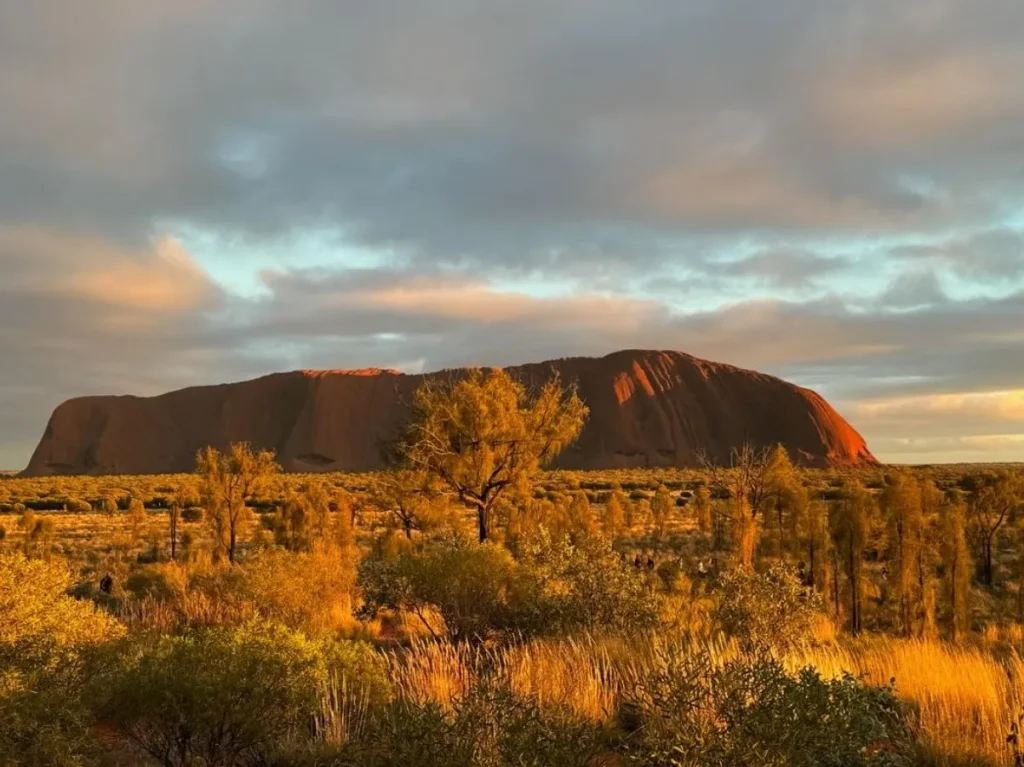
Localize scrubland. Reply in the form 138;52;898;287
2;371;1024;765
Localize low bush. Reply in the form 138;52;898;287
359;537;545;641
94;623;330;767
714;564;825;652
620;645;914;767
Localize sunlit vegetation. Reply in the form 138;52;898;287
2;370;1024;765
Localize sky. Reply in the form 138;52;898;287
1;0;1023;469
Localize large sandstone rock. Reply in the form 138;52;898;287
24;350;875;475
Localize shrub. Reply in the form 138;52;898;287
714;564;824;652
0;554;125;766
620;645;913;767
337;682;605;767
0;553;124;657
521;531;661;635
238;544;358;634
95;623;329;767
359;537;545;641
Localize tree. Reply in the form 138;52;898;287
567;491;596;541
881;473;923;637
765;442;794;557
801;500;833;602
967;472;1021;587
168;500;180;561
303;480;333;542
831;483;872;636
715;564;824;653
651;486;673;539
271;490;314;552
370;470;436;540
939;501;971;641
196;442;279;564
692;485;713;540
917;481;942;638
358;537;542;641
127;497;147;546
397;368;588;542
601;488;626;539
333;492;356;553
699;443;773;568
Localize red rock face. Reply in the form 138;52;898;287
23;349;876;476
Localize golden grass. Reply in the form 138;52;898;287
376;633;1022;765
788;638;1024;764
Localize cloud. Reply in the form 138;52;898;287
892;228;1024;282
2;0;1024;466
820;52;1024;147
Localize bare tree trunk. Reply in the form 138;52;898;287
807;540;816;589
477;506;489;543
170;507;178;561
849;540;861;636
983;535;994;586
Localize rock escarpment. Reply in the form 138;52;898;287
24;350;876;475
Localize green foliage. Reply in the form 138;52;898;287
714;564;823;652
0;554;125;766
340;682;604;767
359;537;544;641
522;531;661;635
397;368;588;542
95;623;329;767
237;544;358;634
0;552;124;659
621;646;913;767
360;530;659;640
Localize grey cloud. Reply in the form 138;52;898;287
892;228;1024;281
4;0;1024;266
4;0;1024;466
718;250;853;290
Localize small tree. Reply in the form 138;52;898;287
692;485;713;540
939;501;971;641
567;491;596;541
168;500;180;561
967;472;1021;587
882;472;923;637
196;443;279;564
698;443;773;569
601;489;627;539
651;486;673;540
801;500;833;602
831;483;872;636
370;469;436;540
397;368;588;542
97;624;327;767
127;498;147;547
715;564;824;653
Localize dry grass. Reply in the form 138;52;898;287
789;638;1024;764
375;633;1022;765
